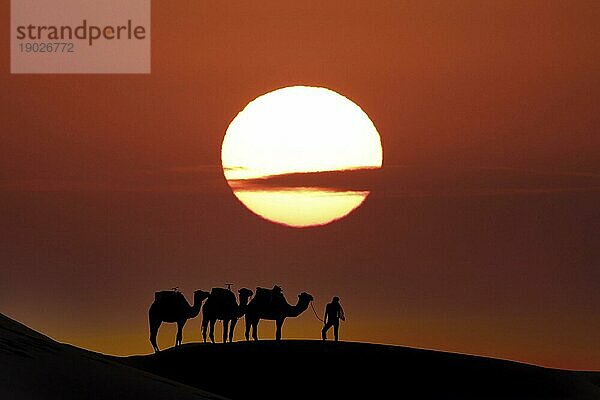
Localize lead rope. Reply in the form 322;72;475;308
310;301;325;323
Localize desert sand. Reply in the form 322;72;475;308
2;313;599;399
123;339;600;400
0;313;226;400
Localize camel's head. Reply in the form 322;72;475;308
193;290;210;301
238;288;253;299
298;292;314;303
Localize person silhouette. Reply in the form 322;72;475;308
321;296;345;341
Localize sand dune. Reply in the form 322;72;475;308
2;312;599;399
0;313;227;400
123;340;600;400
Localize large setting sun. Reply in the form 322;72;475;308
221;86;383;227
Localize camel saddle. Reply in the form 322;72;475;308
210;287;236;303
255;287;285;307
154;290;185;302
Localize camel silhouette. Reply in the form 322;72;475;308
202;287;253;343
148;289;210;352
245;286;313;341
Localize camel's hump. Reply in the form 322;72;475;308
255;287;272;297
154;290;185;302
254;287;283;304
210;287;236;301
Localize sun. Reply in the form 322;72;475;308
222;86;383;227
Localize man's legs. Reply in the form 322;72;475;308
333;320;340;341
322;321;333;340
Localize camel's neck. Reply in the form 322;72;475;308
188;296;203;318
288;298;310;318
236;295;251;318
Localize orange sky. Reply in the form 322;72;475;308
1;1;599;369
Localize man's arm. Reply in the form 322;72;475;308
339;305;345;321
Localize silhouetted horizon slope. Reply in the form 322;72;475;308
123;339;600;400
2;313;599;400
0;313;227;400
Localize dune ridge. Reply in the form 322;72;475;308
2;313;599;399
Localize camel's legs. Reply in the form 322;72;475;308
229;318;238;342
176;320;186;346
201;317;209;343
222;319;230;343
209;319;216;343
252;321;259;341
245;319;251;341
149;318;161;352
275;319;284;341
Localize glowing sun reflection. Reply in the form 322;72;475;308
233;189;370;228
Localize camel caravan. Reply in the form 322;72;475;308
148;285;314;352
